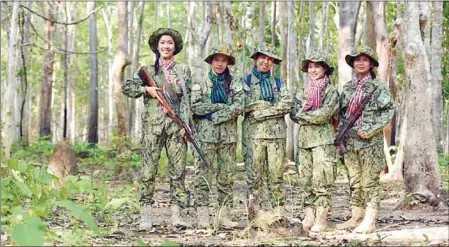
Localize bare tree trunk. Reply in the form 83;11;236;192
113;2;131;138
285;1;296;161
191;2;213;79
39;2;58;138
402;2;441;207
3;2;20;159
259;2;265;43
305;1;315;58
430;1;443;150
166;3;171;28
318;2;328;51
127;1;136;140
19;2;31;145
222;1;234;52
102;7;114;142
271;1;276;45
419;2;431;58
187;2;196;70
337;2;361;89
88;1;98;144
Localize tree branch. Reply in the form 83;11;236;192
20;3;103;25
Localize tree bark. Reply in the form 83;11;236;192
39;2;58;138
102;7;114;142
113;2;131;138
305;1;315;58
430;1;443;150
191;2;213;79
259;2;265;44
88;1;99;144
271;1;276;45
285;1;296;161
337;2;361;89
402;2;441;206
19;2;31;145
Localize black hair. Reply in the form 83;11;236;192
370;69;376;79
222;68;233;93
154;50;161;74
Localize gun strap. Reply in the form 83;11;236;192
156;69;180;110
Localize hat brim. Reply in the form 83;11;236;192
250;51;282;65
301;59;334;75
204;53;236;66
345;53;379;68
148;28;183;55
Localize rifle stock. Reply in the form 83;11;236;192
137;66;211;167
334;85;378;154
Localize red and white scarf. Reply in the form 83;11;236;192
159;56;178;84
348;74;371;126
303;75;329;111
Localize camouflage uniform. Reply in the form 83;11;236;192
122;62;192;209
339;46;395;210
290;51;339;209
191;47;244;207
243;42;292;209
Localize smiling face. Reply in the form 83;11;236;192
307;62;327;80
210;54;229;74
157;35;175;59
353;54;374;76
255;54;274;73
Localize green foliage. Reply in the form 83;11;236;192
159;240;181;247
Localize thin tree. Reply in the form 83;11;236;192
88;1;98;144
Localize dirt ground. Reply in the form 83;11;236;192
91;165;449;246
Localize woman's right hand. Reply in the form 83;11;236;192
146;86;162;98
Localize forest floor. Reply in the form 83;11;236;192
86;163;449;246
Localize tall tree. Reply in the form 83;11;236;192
430;1;444;150
337;2;361;88
102;6;115;141
19;2;32;144
401;2;441;207
112;2;131;138
259;2;265;44
3;2;20;159
39;2;58;138
88;1;98;144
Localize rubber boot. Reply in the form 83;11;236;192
196;206;211;229
218;206;239;229
139;205;153;230
310;207;329;232
353;207;377;234
335;206;364;230
170;204;191;228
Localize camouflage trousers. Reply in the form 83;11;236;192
344;142;385;209
243;138;286;207
194;142;236;207
298;144;337;208
139;131;189;208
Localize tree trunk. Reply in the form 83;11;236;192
88;1;99;144
191;2;213;79
102;7;114;142
113;2;131;138
39;2;57;138
337;2;361;89
305;1;315;58
19;2;31;145
402;2;441;207
419;2;431;58
285;1;296;162
67;5;76;142
259;2;265;44
318;2;329;51
127;2;136;140
3;2;20;159
271;1;276;45
430;1;443;150
222;1;234;52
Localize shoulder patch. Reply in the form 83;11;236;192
231;82;243;92
377;90;390;105
192;84;201;91
243;83;251;92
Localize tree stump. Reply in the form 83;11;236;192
48;141;78;186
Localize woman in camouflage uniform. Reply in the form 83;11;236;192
190;46;244;229
122;28;192;229
335;45;395;234
242;42;292;221
290;51;339;232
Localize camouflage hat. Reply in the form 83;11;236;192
148;28;183;55
204;45;236;65
345;45;379;68
250;42;282;65
301;51;334;75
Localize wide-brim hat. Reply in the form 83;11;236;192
148;28;183;55
204;45;236;65
250;42;282;65
301;51;334;75
345;45;379;68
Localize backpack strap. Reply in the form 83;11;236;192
274;77;282;89
244;73;252;87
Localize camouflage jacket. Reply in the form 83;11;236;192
290;84;339;149
243;74;292;139
190;76;244;143
121;62;192;136
339;77;395;150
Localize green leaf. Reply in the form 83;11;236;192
159;240;181;247
17;161;28;173
2;177;11;187
11;223;44;246
56;200;99;233
13;180;32;198
103;198;127;211
8;159;19;170
134;239;149;246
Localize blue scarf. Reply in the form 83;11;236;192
209;69;228;104
252;66;274;102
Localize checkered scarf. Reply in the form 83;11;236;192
348;74;371;125
303;75;329;111
252;66;274;102
159;56;177;84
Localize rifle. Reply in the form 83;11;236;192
334;85;378;154
138;66;211;167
